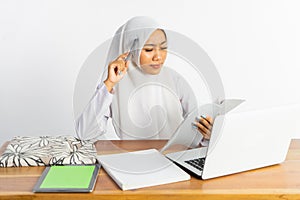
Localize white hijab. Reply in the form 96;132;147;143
103;16;192;139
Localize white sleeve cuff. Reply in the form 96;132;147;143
97;82;114;101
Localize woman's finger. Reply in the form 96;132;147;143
198;122;210;135
192;121;209;134
117;52;130;61
125;59;130;69
121;62;129;75
198;125;211;139
192;121;212;140
196;116;212;130
205;116;214;124
111;61;125;75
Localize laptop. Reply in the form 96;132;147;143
164;104;299;179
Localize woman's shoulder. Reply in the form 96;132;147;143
164;67;191;88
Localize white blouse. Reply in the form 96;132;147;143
75;72;208;146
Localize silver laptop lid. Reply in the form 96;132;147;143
202;104;300;179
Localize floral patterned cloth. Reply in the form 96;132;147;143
0;136;97;167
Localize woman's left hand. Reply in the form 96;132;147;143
192;115;214;140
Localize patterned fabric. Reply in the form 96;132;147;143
0;136;97;167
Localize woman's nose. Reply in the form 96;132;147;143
153;49;162;61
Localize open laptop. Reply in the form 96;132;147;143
164;104;299;179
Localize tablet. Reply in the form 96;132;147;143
33;164;101;193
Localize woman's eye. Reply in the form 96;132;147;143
161;47;168;50
144;49;153;52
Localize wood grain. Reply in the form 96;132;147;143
0;139;300;200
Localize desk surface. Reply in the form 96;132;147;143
1;139;300;200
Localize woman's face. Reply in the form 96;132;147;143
139;29;167;75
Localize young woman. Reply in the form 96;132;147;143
76;16;212;146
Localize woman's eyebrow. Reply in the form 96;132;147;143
144;41;167;46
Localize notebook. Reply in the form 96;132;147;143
97;149;190;190
33;164;101;192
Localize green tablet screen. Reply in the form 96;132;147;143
39;165;96;189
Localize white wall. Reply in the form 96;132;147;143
0;0;299;144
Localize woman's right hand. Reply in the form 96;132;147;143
104;52;130;93
193;115;213;140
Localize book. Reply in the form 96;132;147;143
97;149;190;190
33;164;100;193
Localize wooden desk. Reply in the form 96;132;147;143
0;139;300;200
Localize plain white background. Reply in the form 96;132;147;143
0;0;299;144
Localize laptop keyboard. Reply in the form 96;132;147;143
184;157;206;171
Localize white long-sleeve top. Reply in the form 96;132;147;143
76;70;202;139
76;83;113;141
76;73;207;146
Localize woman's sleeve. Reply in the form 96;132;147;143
176;77;197;117
75;83;113;141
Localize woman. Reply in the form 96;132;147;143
76;16;212;146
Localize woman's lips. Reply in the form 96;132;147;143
149;64;161;69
